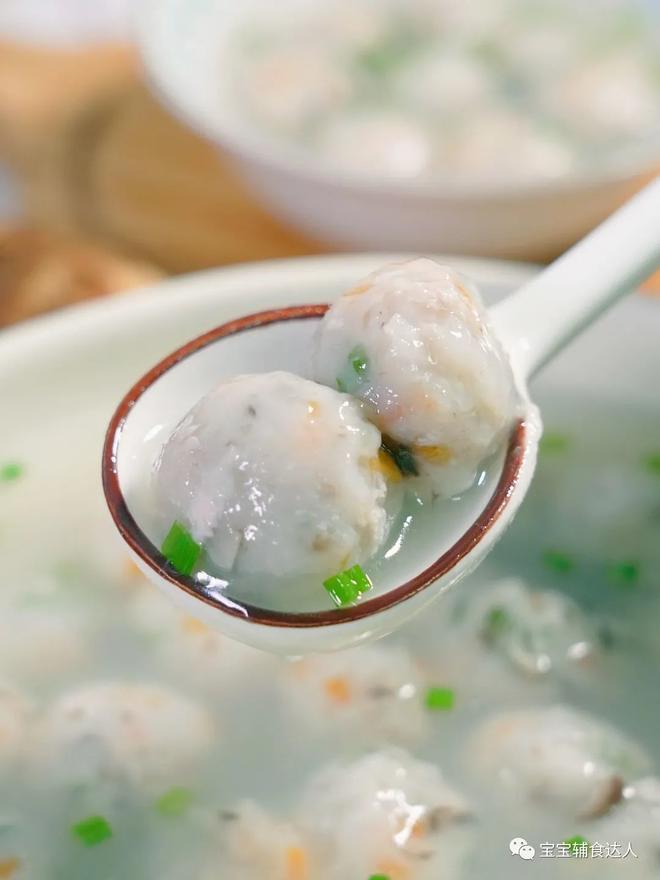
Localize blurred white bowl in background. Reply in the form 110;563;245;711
137;0;659;261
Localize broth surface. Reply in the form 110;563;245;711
1;392;659;878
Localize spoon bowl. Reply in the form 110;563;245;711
103;179;659;654
103;304;536;653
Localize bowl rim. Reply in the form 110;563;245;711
102;303;527;628
137;0;660;200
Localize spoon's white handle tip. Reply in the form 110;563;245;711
493;177;660;378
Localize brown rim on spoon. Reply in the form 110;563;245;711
102;304;527;628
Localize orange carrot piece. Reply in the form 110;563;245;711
324;676;352;704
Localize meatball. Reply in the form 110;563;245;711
0;683;32;767
585;777;660;875
0;605;88;683
313;259;518;497
316;111;432;178
239;45;351;132
283;643;427;746
465;706;650;819
200;800;310;880
26;682;215;793
459;577;598;678
445;107;575;179
298;749;472;880
154;371;388;577
128;584;266;689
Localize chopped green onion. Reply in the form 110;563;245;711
323;564;372;607
644;453;660;475
161;521;202;577
607;560;640;586
564;835;590;855
155;787;194;817
539;433;570;454
424;686;455;711
482;606;511;642
380;439;418;477
355;28;421;77
349;345;369;377
367;875;392;880
71;815;113;847
0;462;23;482
336;347;369;394
542;549;575;574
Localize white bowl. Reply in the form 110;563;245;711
137;0;660;261
1;254;659;877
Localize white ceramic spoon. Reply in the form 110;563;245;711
103;178;660;654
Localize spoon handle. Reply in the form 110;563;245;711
493;176;660;378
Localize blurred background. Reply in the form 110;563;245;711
0;0;658;327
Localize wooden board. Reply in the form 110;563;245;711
0;42;320;273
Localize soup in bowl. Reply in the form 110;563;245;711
0;255;659;878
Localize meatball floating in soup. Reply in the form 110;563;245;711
26;682;215;793
203;800;311;880
298;749;472;880
465;705;650;819
313;258;519;496
586;777;660;875
154;371;389;579
283;643;428;746
458;577;599;679
0;683;32;768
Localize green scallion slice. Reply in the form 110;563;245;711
71;815;113;847
367;875;392;880
539;433;570;454
644;453;660;475
349;345;369;377
607;560;640;586
482;606;511;642
564;835;589;855
424;686;455;711
323;564;372;608
336;377;348;393
355;26;422;77
155;787;194;817
0;462;23;482
542;549;574;574
380;439;418;477
161;521;202;576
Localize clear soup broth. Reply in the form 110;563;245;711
1;391;659;879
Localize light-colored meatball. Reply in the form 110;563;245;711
298;750;472;880
0;605;88;683
239;45;351;132
394;51;494;119
313;259;518;497
458;577;598;678
465;706;650;819
584;777;660;875
27;682;215;793
154;371;388;577
0;683;32;767
283;643;427;746
128;584;267;689
445;108;575;180
199;800;310;880
316;111;432;178
545;52;659;140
